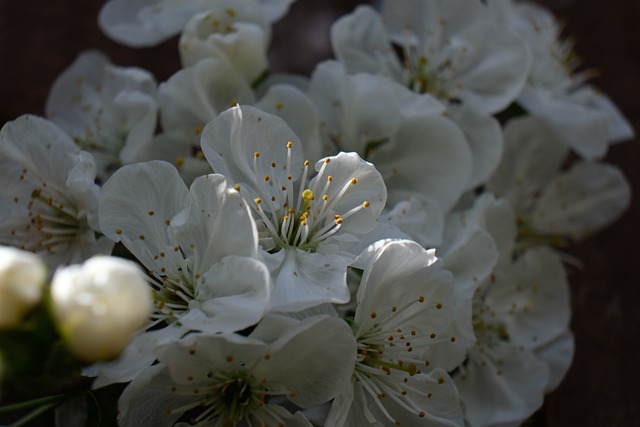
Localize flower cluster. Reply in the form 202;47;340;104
0;1;633;426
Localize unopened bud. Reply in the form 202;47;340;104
50;256;152;362
0;246;46;329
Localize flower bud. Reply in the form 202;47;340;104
0;246;46;329
50;256;152;362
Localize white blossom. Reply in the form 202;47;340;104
330;1;530;114
487;117;631;247
50;255;152;362
118;315;356;426
0;246;47;329
486;0;634;159
45;50;158;182
327;239;465;426
95;161;271;385
0;115;112;270
201;105;388;312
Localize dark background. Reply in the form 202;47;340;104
1;1;638;426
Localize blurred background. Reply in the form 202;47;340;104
0;1;638;426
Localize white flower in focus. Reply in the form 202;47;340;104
0;246;47;329
50;255;152;362
327;239;465;426
45;50;158;182
95;161;271;386
0;116;112;270
98;0;296;47
118;315;356;427
202;105;388;312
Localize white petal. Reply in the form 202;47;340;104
355;240;456;343
311;152;387;234
176;173;259;269
267;248;351;312
532;161;631;240
487;116;568;211
489;247;570;350
254;83;324;162
99;160;190;268
446;103;503;189
456;343;549;427
330;5;403;79
258;315;357;408
188;256;271;333
374;115;471;213
201;104;303;189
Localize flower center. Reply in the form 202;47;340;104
8;182;83;256
351;296;449;424
244;142;370;252
172;369;266;426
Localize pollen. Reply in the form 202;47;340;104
302;189;315;202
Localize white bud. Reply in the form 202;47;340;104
0;246;46;329
50;256;152;362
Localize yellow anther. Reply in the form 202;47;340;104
264;175;270;181
271;162;276;168
327;175;333;182
304;160;310;166
276;102;284;110
287;141;293;148
335;218;343;224
255;198;263;204
175;157;185;167
418;296;425;303
194;127;202;135
254;152;260;158
363;201;370;208
288;208;295;214
324;158;331;163
322;195;328;201
233;184;240;191
350;178;358;185
302;189;315;202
